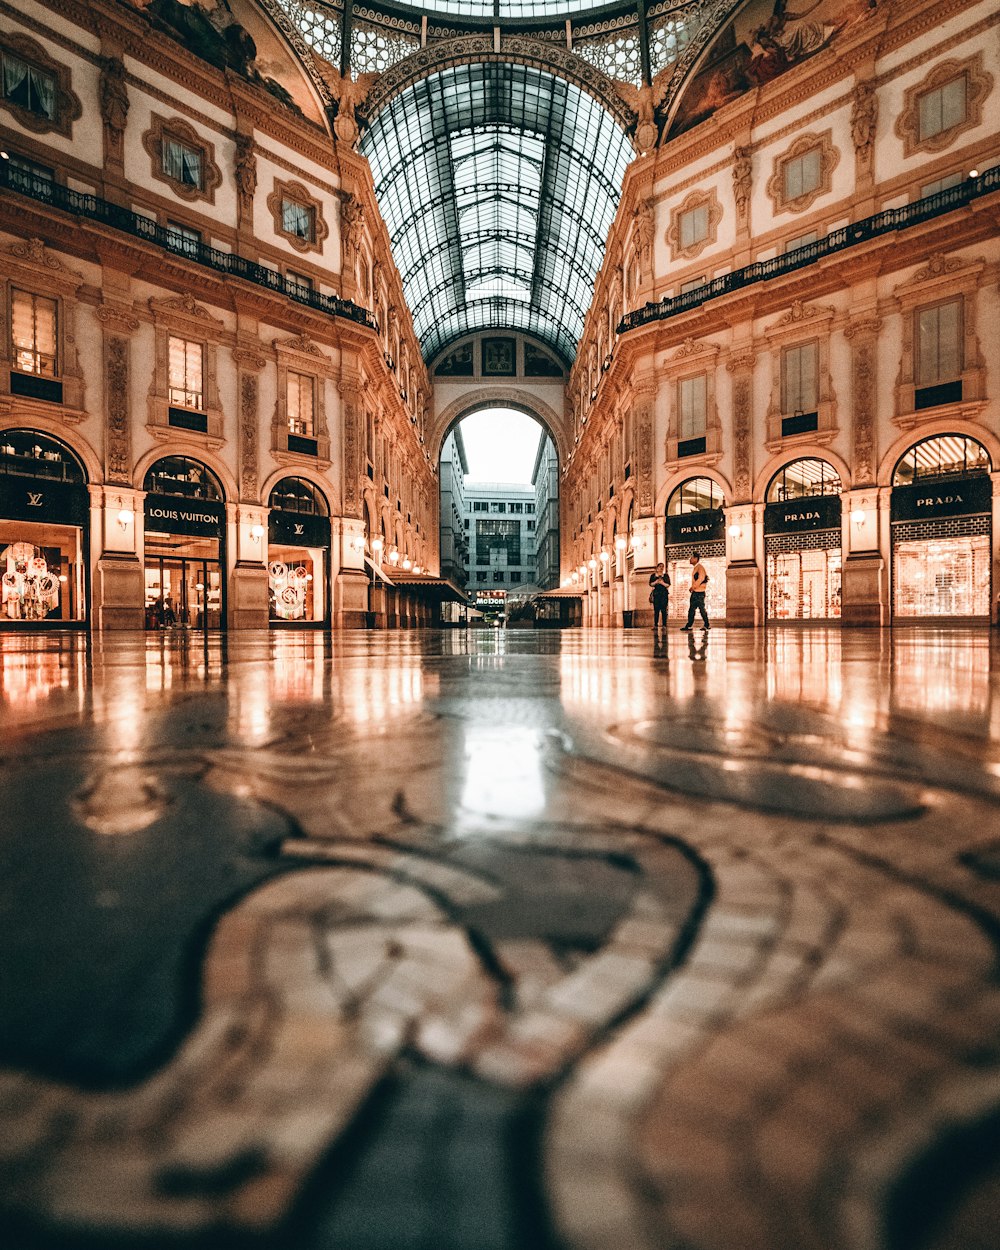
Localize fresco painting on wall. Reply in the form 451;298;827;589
669;0;878;136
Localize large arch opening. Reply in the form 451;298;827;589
440;405;559;621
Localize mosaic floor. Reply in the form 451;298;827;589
1;625;999;1250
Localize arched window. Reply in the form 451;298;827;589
268;476;329;515
144;456;222;500
892;435;991;485
766;458;841;502
667;476;725;514
0;429;85;483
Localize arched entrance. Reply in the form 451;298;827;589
0;429;88;626
267;477;331;626
890;434;992;619
665;477;727;621
142;456;225;629
764;458;843;620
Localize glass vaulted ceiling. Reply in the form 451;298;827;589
403;2;607;15
360;63;632;364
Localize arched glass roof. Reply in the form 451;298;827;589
402;1;609;15
360;62;632;363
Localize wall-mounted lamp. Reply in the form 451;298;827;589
351;534;366;553
615;534;628;552
371;536;384;554
850;508;867;526
570;571;579;583
599;548;610;563
413;564;422;575
116;498;134;530
388;547;400;565
578;564;587;577
402;556;412;570
969;168;980;179
249;523;264;542
727;524;743;540
587;557;598;571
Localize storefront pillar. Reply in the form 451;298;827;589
335;517;369;629
724;504;761;627
841;488;886;626
94;485;143;630
630;515;658;627
230;504;268;630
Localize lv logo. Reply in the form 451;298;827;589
293;523;304;536
27;491;43;507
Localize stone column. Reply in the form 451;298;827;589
94;300;143;629
336;374;370;628
841;316;887;626
230;344;268;630
725;350;762;626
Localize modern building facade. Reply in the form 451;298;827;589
532;435;560;590
463;481;537;592
439;426;469;588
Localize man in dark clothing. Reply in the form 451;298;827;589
681;552;710;630
649;562;670;634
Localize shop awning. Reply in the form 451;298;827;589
364;556;394;586
389;574;470;603
536;588;585;600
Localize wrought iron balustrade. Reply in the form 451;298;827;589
619;163;1000;335
0;161;378;333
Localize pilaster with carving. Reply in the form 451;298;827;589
844;318;881;486
725;350;757;502
232;345;266;502
233;133;257;246
95;303;140;484
850;77;878;205
98;52;129;199
633;379;657;518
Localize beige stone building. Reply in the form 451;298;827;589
1;0;998;630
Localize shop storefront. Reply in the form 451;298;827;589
765;459;842;620
267;477;330;625
665;478;727;620
143;457;225;629
0;430;88;627
891;435;993;619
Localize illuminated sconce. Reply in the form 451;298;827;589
851;508;867;526
599;549;610;563
570;571;579;583
402;556;412;570
58;574;67;583
413;564;422;574
371;536;384;555
727;524;743;540
388;547;400;565
116;498;134;530
615;534;628;552
249;523;264;542
579;564;587;576
351;534;366;553
969;168;980;178
587;557;598;571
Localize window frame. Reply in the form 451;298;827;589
914;297;963;388
268;179;329;256
0;34;80;137
780;341;820;416
167;334;205;412
10;287;59;379
896;54;992;158
142;114;222;205
667;189;722;262
767;131;839;216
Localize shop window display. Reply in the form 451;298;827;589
767;547;842;620
268;551;322;620
267;477;329;624
667;552;727;619
893;533;990;617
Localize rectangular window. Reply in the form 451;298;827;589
11;289;57;377
509;502;523;513
679;204;708;249
167;336;204;410
785;230;819;254
166;221;201;257
493;570;505;584
920;171;964;198
527;520;535;531
287;371;315;436
282;198;314;241
491;502;506;514
286;271;314;294
680;276;705;294
476;518;521;566
918;75;967;142
678;374;707;439
783;147;821;201
1;51;56;119
916;299;962;386
162;136;203;188
781;341;819;414
510;572;521;583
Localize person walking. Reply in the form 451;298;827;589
681;552;710;630
649;562;670;635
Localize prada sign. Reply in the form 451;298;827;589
666;507;724;545
891;475;991;523
269;509;330;548
764;493;841;535
144;493;225;538
0;476;88;525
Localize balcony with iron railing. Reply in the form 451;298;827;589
0;160;378;333
618;164;1000;336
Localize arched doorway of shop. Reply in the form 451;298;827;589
439;407;560;625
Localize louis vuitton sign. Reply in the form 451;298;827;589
0;476;88;525
144;494;225;538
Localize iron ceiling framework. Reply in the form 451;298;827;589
360;61;632;364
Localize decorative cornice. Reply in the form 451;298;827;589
95;302;140;335
725;351;757;373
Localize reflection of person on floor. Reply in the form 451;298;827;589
681;552;711;631
649;563;670;635
688;630;708;662
162;597;176;627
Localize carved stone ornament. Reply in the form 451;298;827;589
913;253;963;282
232;346;267;372
149;292;217;322
725;350;757;373
895;53;993;158
233;134;257;207
777;300;835;325
5;237;78;275
274;333;326;359
673;337;716;359
99;56;129;156
95;302;140;336
637;412;654;514
852;339;875;486
850;80;878;166
844;316;882;341
240;373;259;501
340;195;365;256
105;336;131;485
732;146;752;221
733;374;752;501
